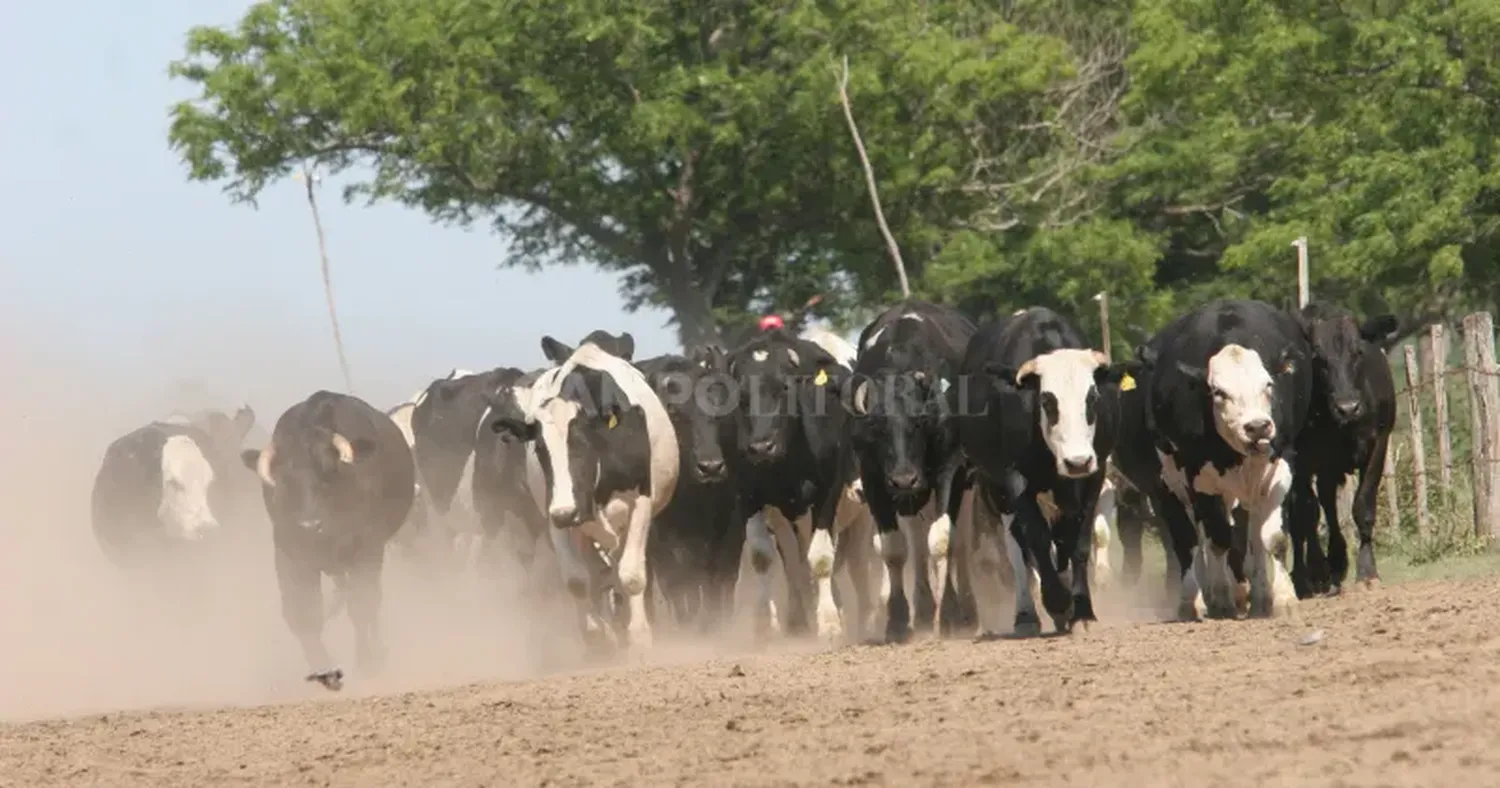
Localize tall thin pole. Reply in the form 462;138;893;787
296;168;355;394
837;55;911;299
1094;291;1111;362
1293;236;1310;308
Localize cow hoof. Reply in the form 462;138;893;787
1051;616;1072;635
1176;602;1201;623
1012;611;1042;638
1070;594;1097;625
305;669;344;692
1323;584;1343;598
883;620;913;645
974;630;1006;643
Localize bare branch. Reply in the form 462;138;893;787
837;54;911;299
297;162;355;395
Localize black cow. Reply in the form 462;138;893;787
91;407;257;568
1289;301;1400;597
470;366;551;579
848;300;976;643
1142;298;1313;620
726;327;864;640
636;348;745;633
951;306;1123;636
486;332;677;651
240;390;415;680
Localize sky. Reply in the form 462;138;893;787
0;0;680;421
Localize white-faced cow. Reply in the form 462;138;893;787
1142;298;1313;620
241;390;415;681
91;407;257;568
848;300;976;643
1289;301;1399;596
726;327;869;641
951;307;1123;637
635;347;745;634
487;332;676;651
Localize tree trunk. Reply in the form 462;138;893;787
666;278;722;351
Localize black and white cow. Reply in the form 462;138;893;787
636;348;745;633
90;407;257;568
1143;298;1313;620
470;366;552;580
1289;301;1400;596
486;332;677;650
240;390;416;679
1109;353;1188;602
405;367;503;564
726;327;870;640
848;300;976;643
951;306;1123;637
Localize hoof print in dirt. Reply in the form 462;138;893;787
306;669;344;692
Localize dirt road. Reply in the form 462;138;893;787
6;576;1500;787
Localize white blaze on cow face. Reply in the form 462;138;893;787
159;435;218;539
536;396;583;523
1020;348;1108;479
1206;344;1277;455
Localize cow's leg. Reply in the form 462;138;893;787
1317;471;1349;594
1115;484;1146;587
861;477;911;644
1189;491;1237;619
1245;459;1297;618
550;523;607;654
273;546;333;674
1000;511;1042;637
1153;490;1200;621
833;511;876;643
1091;477;1116;595
347;545;388;675
1353;436;1388;587
904;513;937;633
950;488;979;634
1286;471;1319;600
767;509;814;636
1229;506;1251;616
616;494;655;649
1066;477;1104;627
1015;492;1073;634
927;459;964;634
743;511;777;640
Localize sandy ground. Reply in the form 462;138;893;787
6;575;1500;787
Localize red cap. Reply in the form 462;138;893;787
759;314;785;331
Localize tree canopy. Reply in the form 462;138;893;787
168;0;1500;353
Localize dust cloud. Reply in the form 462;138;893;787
0;324;589;724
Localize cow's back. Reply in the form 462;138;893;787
274;391;416;541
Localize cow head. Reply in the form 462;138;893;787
158;434;221;540
849;351;951;502
490;358;641;528
1175;343;1296;456
986;348;1118;479
728;329;840;465
645;349;734;484
1298;304;1399;426
240;429;377;531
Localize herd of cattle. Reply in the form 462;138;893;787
88;297;1402;682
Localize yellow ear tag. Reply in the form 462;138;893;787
814;368;829;387
1119;373;1136;392
607;414;618;429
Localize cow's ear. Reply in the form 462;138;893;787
240;449;260;472
614;332;636;362
1175;361;1206;382
541;336;574;364
1096;362;1129;386
1359;314;1401;350
1135;344;1158;368
232;406;255;438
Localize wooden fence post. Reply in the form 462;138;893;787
1425;324;1453;489
1403;344;1430;535
1383;445;1400;532
1463;312;1500;540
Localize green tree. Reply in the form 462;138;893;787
168;0;1142;347
1115;0;1500;327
